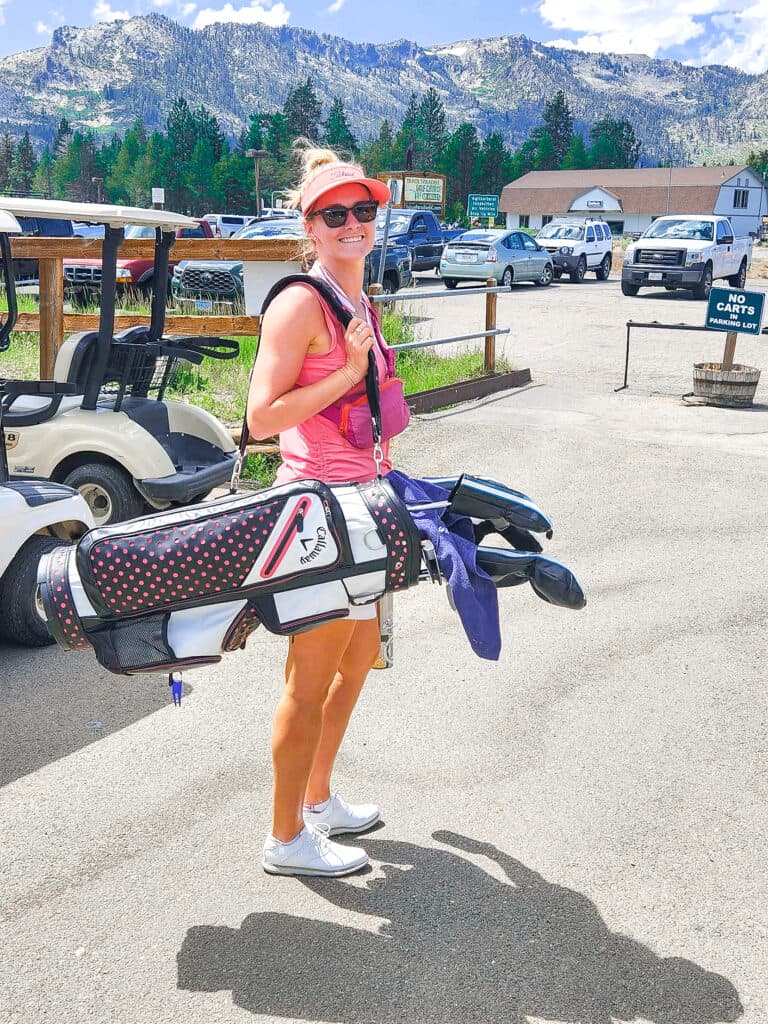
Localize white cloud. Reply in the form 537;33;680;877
192;0;289;28
537;0;768;70
36;19;51;32
92;0;131;20
153;0;173;7
180;1;196;12
327;0;346;12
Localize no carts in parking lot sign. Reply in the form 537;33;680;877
705;287;765;336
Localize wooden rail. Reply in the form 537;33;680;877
9;236;297;375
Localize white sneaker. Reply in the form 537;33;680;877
303;793;380;836
262;823;368;877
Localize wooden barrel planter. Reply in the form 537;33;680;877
692;362;761;407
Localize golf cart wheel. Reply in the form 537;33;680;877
0;535;64;647
63;463;144;526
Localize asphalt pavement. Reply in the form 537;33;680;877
1;269;767;1023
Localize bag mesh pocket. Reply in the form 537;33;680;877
88;613;176;674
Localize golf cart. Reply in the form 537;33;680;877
0;198;239;526
0;207;95;645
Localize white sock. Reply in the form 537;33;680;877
270;828;305;848
304;797;331;813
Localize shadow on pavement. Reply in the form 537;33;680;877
178;831;742;1024
0;641;173;787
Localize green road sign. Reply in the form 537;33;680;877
705;287;765;336
467;194;499;219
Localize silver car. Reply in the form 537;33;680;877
440;229;554;289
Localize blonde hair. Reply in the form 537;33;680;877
289;140;366;263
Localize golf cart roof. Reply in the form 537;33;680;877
0;197;197;230
0;209;21;234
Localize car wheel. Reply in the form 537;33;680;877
596;254;612;281
501;267;514;289
443;278;458;290
381;272;398;295
535;263;553;287
0;535;65;646
569;257;586;283
727;260;747;289
63;462;144;526
621;281;640;296
692;263;713;300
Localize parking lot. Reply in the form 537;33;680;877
2;265;768;1024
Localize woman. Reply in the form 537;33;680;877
246;147;393;877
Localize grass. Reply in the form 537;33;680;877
1;291;508;489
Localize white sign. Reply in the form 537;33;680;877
586;199;603;208
404;176;443;205
151;187;165;205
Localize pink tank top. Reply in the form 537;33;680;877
274;278;393;485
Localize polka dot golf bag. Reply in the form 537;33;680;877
37;475;421;675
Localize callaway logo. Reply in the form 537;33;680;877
299;527;327;564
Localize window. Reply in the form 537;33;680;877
586;227;595;242
519;215;530;228
521;234;538;251
508;234;523;250
179;225;208;238
542;215;553;226
734;188;749;209
607;221;624;235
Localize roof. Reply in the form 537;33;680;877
499;166;754;216
0;197;197;229
0;210;21;234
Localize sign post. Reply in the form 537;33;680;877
467;194;500;222
705;286;765;369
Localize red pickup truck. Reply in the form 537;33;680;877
63;218;213;299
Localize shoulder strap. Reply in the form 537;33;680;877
232;274;382;494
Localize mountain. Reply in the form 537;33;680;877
0;14;765;164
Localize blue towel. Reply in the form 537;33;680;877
387;470;501;660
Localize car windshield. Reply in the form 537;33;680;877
453;231;501;244
234;221;305;239
538;224;584;240
643;219;714;241
376;213;411;234
124;225;157;239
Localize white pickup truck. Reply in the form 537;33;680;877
621;215;752;299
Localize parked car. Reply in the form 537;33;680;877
11;215;74;283
63;218;213;301
203;213;254;238
621;214;752;299
439;229;554;289
172;218;413;306
377;208;452;272
536;218;613;282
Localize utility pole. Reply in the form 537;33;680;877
246;149;269;219
91;176;104;203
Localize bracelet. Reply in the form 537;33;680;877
339;364;362;387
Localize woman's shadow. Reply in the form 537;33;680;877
178;831;742;1023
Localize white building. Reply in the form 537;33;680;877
499;166;768;237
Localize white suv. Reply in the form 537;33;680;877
203;213;253;238
536;219;613;282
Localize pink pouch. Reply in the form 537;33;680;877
322;377;410;449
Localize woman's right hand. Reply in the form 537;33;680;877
343;316;374;382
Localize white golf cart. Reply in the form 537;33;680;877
0;207;95;645
0;198;239;526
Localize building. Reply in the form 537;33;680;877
499;166;768;238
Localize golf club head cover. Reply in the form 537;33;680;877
425;474;554;537
475;547;586;609
472;518;543;554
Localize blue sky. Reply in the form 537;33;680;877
2;0;768;73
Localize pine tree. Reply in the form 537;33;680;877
533;129;557;170
392;92;420;169
416;86;447;171
185;137;219;214
439;123;480;209
360;120;394;175
53;130;99;201
193;105;226;162
475;133;511;195
105;120;147;203
0;134;14;192
589;117;641;168
542;90;573;166
8;132;38;194
283;78;322;142
32;147;55;198
53;117;72;157
560;134;590;169
324;97;357;156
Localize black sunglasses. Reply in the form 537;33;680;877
308;200;379;229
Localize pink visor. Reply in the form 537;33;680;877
300;164;391;214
